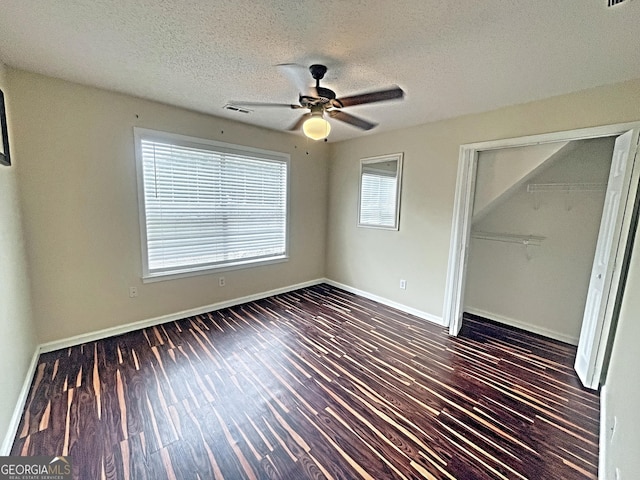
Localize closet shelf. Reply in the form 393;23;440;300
471;231;545;246
526;182;606;193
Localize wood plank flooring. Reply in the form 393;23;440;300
11;284;599;479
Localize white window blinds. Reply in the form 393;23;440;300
359;170;398;226
136;130;288;279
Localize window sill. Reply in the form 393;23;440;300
142;255;289;283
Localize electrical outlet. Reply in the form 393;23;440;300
129;286;138;298
219;277;226;287
399;279;407;290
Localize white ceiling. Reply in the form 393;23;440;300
1;0;639;142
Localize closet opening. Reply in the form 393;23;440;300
443;122;640;389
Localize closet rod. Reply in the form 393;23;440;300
471;231;545;246
527;182;606;193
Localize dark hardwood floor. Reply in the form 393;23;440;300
11;284;599;479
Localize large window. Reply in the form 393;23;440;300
134;128;289;280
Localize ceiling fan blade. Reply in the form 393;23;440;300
288;113;310;131
277;63;313;96
335;86;404;108
228;101;302;109
328;110;377;130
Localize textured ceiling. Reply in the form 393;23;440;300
0;0;639;142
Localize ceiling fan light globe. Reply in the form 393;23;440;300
303;116;331;140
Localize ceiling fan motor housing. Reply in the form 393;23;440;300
309;64;328;80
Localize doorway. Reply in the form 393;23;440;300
443;122;640;389
464;137;615;345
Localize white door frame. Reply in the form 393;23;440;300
443;122;640;385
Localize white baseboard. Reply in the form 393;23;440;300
323;279;446;326
40;278;325;353
464;307;579;345
1;348;40;455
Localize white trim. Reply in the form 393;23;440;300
599;383;609;480
40;278;324;353
27;278;445;352
464;307;579;345
459;121;640;151
1;348;40;455
444;145;478;335
323;279;445;326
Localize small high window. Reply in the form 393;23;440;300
358;153;403;230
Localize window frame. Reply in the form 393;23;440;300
134;127;290;282
357;152;403;231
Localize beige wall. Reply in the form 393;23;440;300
0;65;38;452
465;138;614;343
472;141;569;220
602;219;640;479
8;69;328;344
326;78;640;321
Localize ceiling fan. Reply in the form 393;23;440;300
230;64;405;140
